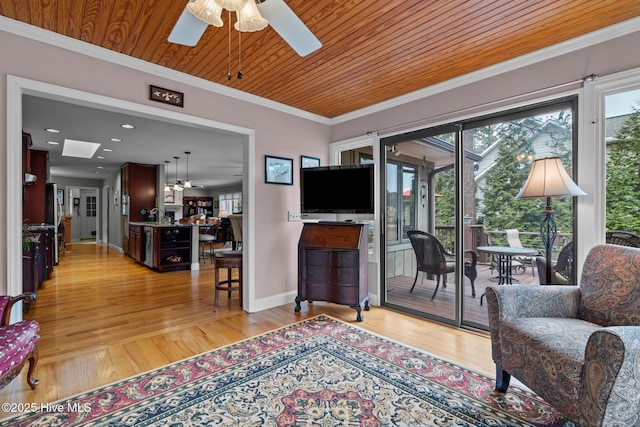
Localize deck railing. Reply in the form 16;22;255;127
434;225;572;262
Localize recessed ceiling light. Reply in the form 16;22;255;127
97;166;104;169
45;128;60;133
103;148;113;152
97;155;105;159
61;139;101;159
46;141;59;145
120;124;135;129
109;138;122;142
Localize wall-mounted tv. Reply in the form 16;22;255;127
300;164;374;220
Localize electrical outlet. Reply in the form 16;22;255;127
288;211;302;222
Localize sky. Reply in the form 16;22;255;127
606;89;640;117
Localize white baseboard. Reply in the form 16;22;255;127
249;291;379;313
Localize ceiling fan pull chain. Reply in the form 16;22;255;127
237;30;243;79
227;10;232;81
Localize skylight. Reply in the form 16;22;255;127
62;139;101;159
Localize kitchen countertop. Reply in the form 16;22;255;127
129;222;193;228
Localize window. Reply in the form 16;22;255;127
386;161;416;243
86;196;97;217
218;192;242;215
605;88;640;235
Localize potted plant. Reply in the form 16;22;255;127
22;222;37;252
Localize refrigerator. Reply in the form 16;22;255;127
45;183;63;265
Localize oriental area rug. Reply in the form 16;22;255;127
1;315;573;426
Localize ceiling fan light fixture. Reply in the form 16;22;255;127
215;0;248;12
187;0;224;27
234;1;268;32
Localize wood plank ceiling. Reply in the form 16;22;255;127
1;0;639;118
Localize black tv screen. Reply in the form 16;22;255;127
300;164;374;214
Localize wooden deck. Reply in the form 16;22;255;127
386;263;540;328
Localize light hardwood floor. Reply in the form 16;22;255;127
0;243;493;416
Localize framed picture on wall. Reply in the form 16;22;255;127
57;189;64;205
265;155;293;185
301;155;320;168
164;190;175;204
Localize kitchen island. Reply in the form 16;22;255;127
129;222;201;272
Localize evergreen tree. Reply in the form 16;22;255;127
606;102;640;234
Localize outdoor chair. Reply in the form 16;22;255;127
486;244;640;426
606;230;640;248
407;230;477;300
536;241;574;285
0;293;40;390
505;228;540;276
486;233;525;276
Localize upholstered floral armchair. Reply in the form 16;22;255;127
0;293;40;389
486;244;640;427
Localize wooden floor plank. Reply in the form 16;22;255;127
0;243;494;417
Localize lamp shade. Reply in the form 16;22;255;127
234;1;268;32
215;0;248;11
516;157;586;199
187;0;224;27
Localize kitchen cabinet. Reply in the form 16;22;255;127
154;226;191;272
129;225;144;264
23;149;49;224
121;162;157;255
296;222;370;321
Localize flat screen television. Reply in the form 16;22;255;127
300;164;374;220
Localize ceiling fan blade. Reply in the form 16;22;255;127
168;5;209;46
257;0;321;57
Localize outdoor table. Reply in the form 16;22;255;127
477;246;538;285
477;245;539;306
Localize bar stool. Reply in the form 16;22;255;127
214;251;242;308
198;223;217;263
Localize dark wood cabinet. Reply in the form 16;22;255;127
121;162;157;255
153;226;191;272
23;149;49;224
129;225;144;264
22;226;54;294
296;222;370;321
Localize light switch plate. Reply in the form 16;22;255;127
288;211;302;221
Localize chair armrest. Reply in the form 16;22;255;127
464;250;477;268
485;285;580;321
1;292;36;326
580;327;640;426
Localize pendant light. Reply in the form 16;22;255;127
184;151;192;188
163;160;171;192
173;156;184;192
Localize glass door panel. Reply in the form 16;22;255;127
462;104;575;329
383;132;458;323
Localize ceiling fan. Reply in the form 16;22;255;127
168;0;322;57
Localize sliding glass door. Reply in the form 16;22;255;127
382;127;461;323
381;99;577;330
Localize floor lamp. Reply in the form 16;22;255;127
515;157;586;285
